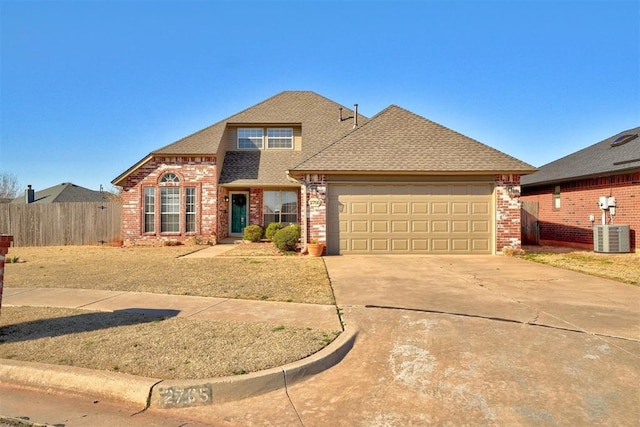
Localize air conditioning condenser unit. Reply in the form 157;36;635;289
593;225;630;253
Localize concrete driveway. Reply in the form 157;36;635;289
168;255;639;426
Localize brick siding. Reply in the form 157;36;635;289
521;172;639;251
120;157;218;245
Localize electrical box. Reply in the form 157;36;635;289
607;197;616;207
598;196;608;209
593;225;630;253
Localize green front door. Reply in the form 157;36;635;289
231;193;247;234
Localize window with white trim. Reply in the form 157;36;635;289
144;187;155;233
161;187;180;233
264;190;298;225
185;187;196;233
238;128;264;149
267;128;293;149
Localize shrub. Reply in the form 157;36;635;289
272;224;301;253
264;222;284;240
243;224;264;242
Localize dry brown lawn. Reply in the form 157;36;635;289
520;245;640;285
1;243;339;379
5;244;334;304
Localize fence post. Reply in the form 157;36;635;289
0;235;13;317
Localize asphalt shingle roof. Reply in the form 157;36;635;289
521;126;640;186
293;105;536;173
12;183;109;204
153;91;366;156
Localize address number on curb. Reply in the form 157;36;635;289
158;384;213;408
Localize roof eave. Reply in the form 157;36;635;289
111;154;154;186
289;169;537;176
522;165;640;187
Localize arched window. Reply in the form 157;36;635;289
161;172;180;183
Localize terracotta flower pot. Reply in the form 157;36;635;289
307;243;325;257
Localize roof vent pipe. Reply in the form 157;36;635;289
25;185;35;204
353;104;358;128
338;107;343;122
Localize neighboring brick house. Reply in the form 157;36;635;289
521;127;639;251
113;91;535;254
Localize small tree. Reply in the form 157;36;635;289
0;173;20;199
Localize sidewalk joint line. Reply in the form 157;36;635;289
283;369;304;427
185;299;230;318
76;291;130;309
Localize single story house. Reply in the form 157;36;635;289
113;91;535;254
12;182;110;204
521;127;639;251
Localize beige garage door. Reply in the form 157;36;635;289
327;184;493;254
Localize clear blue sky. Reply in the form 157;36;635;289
1;0;638;193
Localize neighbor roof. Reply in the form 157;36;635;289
12;183;109;204
521;126;640;186
292;105;536;174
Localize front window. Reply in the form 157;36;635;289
267;128;293;149
264;190;298;225
144;187;155;233
553;185;561;209
185;187;196;233
161;187;180;232
238;128;263;149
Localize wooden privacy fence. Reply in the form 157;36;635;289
521;200;540;245
0;202;122;247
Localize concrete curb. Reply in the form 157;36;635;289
0;327;358;411
0;360;160;409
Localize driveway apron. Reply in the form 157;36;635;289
159;255;639;426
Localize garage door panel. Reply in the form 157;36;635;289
328;184;493;254
472;221;489;232
371;239;389;251
391;203;408;214
432;221;449;233
412;221;429;233
451;221;469;233
391;221;409;233
452;203;469;214
371;203;388;214
352;202;369;214
351;221;368;233
432;239;450;251
472;202;489;214
412;202;429;214
432;203;449;214
412;239;429;251
371;221;388;233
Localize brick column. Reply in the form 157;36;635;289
0;235;13;317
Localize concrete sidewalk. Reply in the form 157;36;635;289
3;287;342;330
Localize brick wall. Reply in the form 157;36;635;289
521;172;639;250
494;175;523;253
120;156;218;245
304;174;327;244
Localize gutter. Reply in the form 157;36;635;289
286;170;308;254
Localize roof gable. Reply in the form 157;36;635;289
521;126;640;186
293;105;535;173
153;91;367;156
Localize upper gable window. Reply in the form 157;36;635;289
267;128;293;149
237;128;294;150
160;172;180;183
238;128;264;149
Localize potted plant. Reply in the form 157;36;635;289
307;238;325;257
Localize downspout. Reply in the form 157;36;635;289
286;171;308;254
